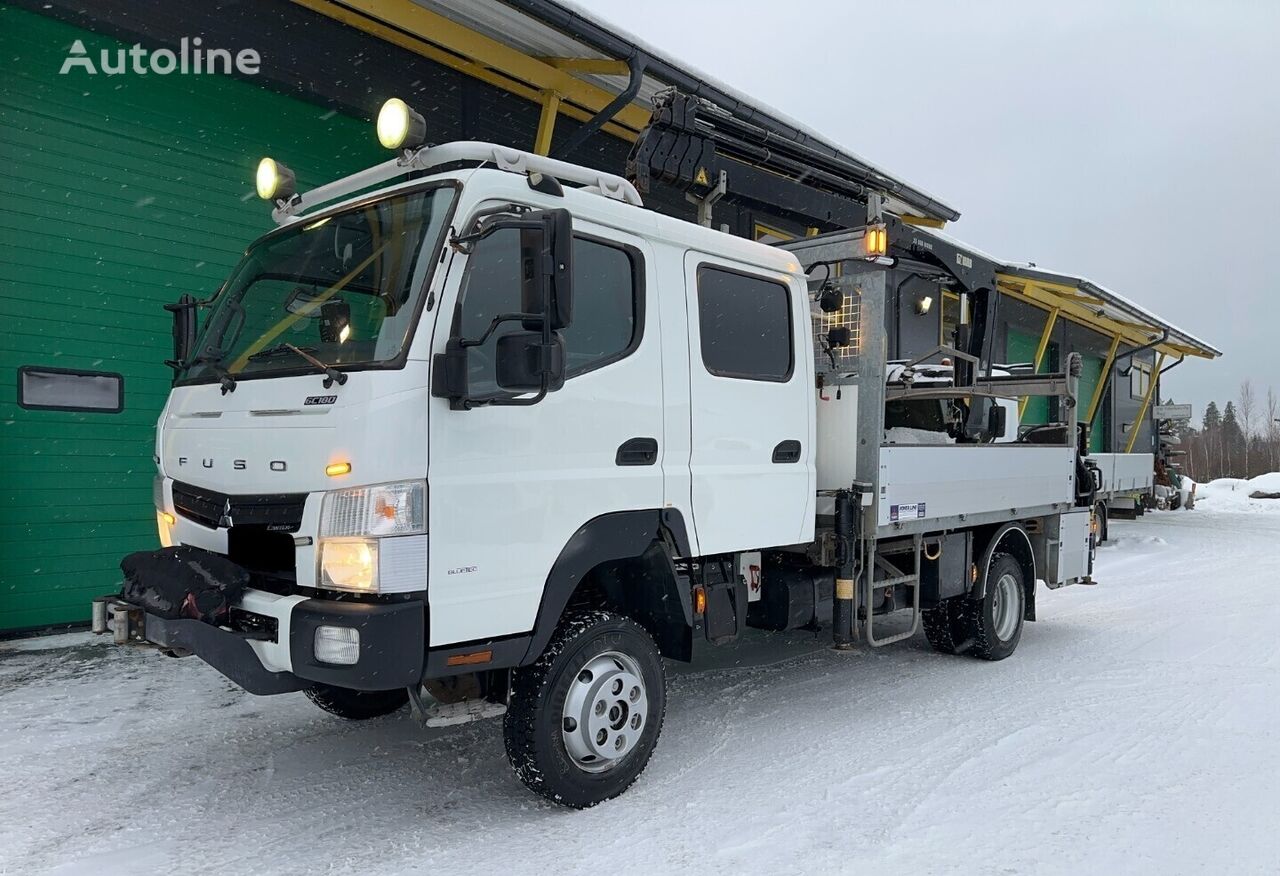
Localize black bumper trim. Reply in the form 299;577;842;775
289;598;426;691
144;614;304;696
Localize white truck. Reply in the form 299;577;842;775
94;99;1097;808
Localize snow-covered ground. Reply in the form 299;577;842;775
3;507;1279;875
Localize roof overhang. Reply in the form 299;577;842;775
995;266;1221;361
291;0;959;223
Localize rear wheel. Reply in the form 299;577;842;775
921;600;960;654
304;684;408;720
953;552;1026;661
504;609;666;808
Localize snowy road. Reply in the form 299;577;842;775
3;504;1278;875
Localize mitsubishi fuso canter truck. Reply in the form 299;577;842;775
93;98;1097;808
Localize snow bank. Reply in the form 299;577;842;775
1195;473;1280;511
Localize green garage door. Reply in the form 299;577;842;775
0;7;384;631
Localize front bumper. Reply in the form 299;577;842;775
94;589;426;696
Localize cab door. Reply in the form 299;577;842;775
684;254;815;555
426;218;663;645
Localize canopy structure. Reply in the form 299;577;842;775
995;266;1221;361
291;0;960;224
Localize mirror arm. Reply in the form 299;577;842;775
450;204;534;253
460;312;542;348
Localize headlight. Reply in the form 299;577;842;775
319;539;379;592
318;481;427;594
320;480;425;538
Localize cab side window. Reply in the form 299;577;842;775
457;229;641;394
696;266;793;381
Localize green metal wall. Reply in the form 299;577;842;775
1006;326;1105;451
0;5;385;631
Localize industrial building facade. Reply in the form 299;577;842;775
0;0;1209;632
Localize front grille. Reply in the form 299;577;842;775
172;481;307;532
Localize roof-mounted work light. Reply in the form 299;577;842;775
377;97;427;150
256;157;296;202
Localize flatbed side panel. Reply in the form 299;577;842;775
878;446;1075;528
1091;452;1154;496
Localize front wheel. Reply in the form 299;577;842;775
304;684;408;720
953;552;1026;661
503;609;666;808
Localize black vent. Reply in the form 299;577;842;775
172;481;307;532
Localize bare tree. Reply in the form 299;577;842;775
1239;380;1256;477
1268;387;1279;473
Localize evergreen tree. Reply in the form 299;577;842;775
1202;401;1222;479
1223;401;1244;477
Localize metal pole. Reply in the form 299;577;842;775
833;489;856;650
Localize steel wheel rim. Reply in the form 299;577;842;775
992;572;1022;641
561;650;648;773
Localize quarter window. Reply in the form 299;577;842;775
457;230;641;394
696;266;793;381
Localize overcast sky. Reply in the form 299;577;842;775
589;0;1280;423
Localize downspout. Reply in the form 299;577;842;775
1116;329;1169;376
552;52;648;160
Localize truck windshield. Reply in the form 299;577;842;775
180;185;454;384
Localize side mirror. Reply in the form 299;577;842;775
520;208;573;331
496;331;566;392
987;403;1008;440
164;294;198;372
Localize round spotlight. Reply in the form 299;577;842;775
256;157;296;201
377;97;427;150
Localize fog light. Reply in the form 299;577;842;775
315;625;360;665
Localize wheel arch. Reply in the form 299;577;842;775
971;522;1037;622
521;509;693;665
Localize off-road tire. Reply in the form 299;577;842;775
304;684;408;720
1095;502;1109;544
921;600;960;654
953;552;1025;661
504;609;666;809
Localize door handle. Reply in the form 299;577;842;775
772;440;802;464
616;437;659;466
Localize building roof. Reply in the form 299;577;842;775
300;0;960;223
919;226;1219;360
995;265;1221;361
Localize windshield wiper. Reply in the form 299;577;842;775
189;354;237;395
248;343;319;362
250;342;349;388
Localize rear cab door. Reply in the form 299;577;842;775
683;252;815;554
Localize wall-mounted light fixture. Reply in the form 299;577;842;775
915;295;934;315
